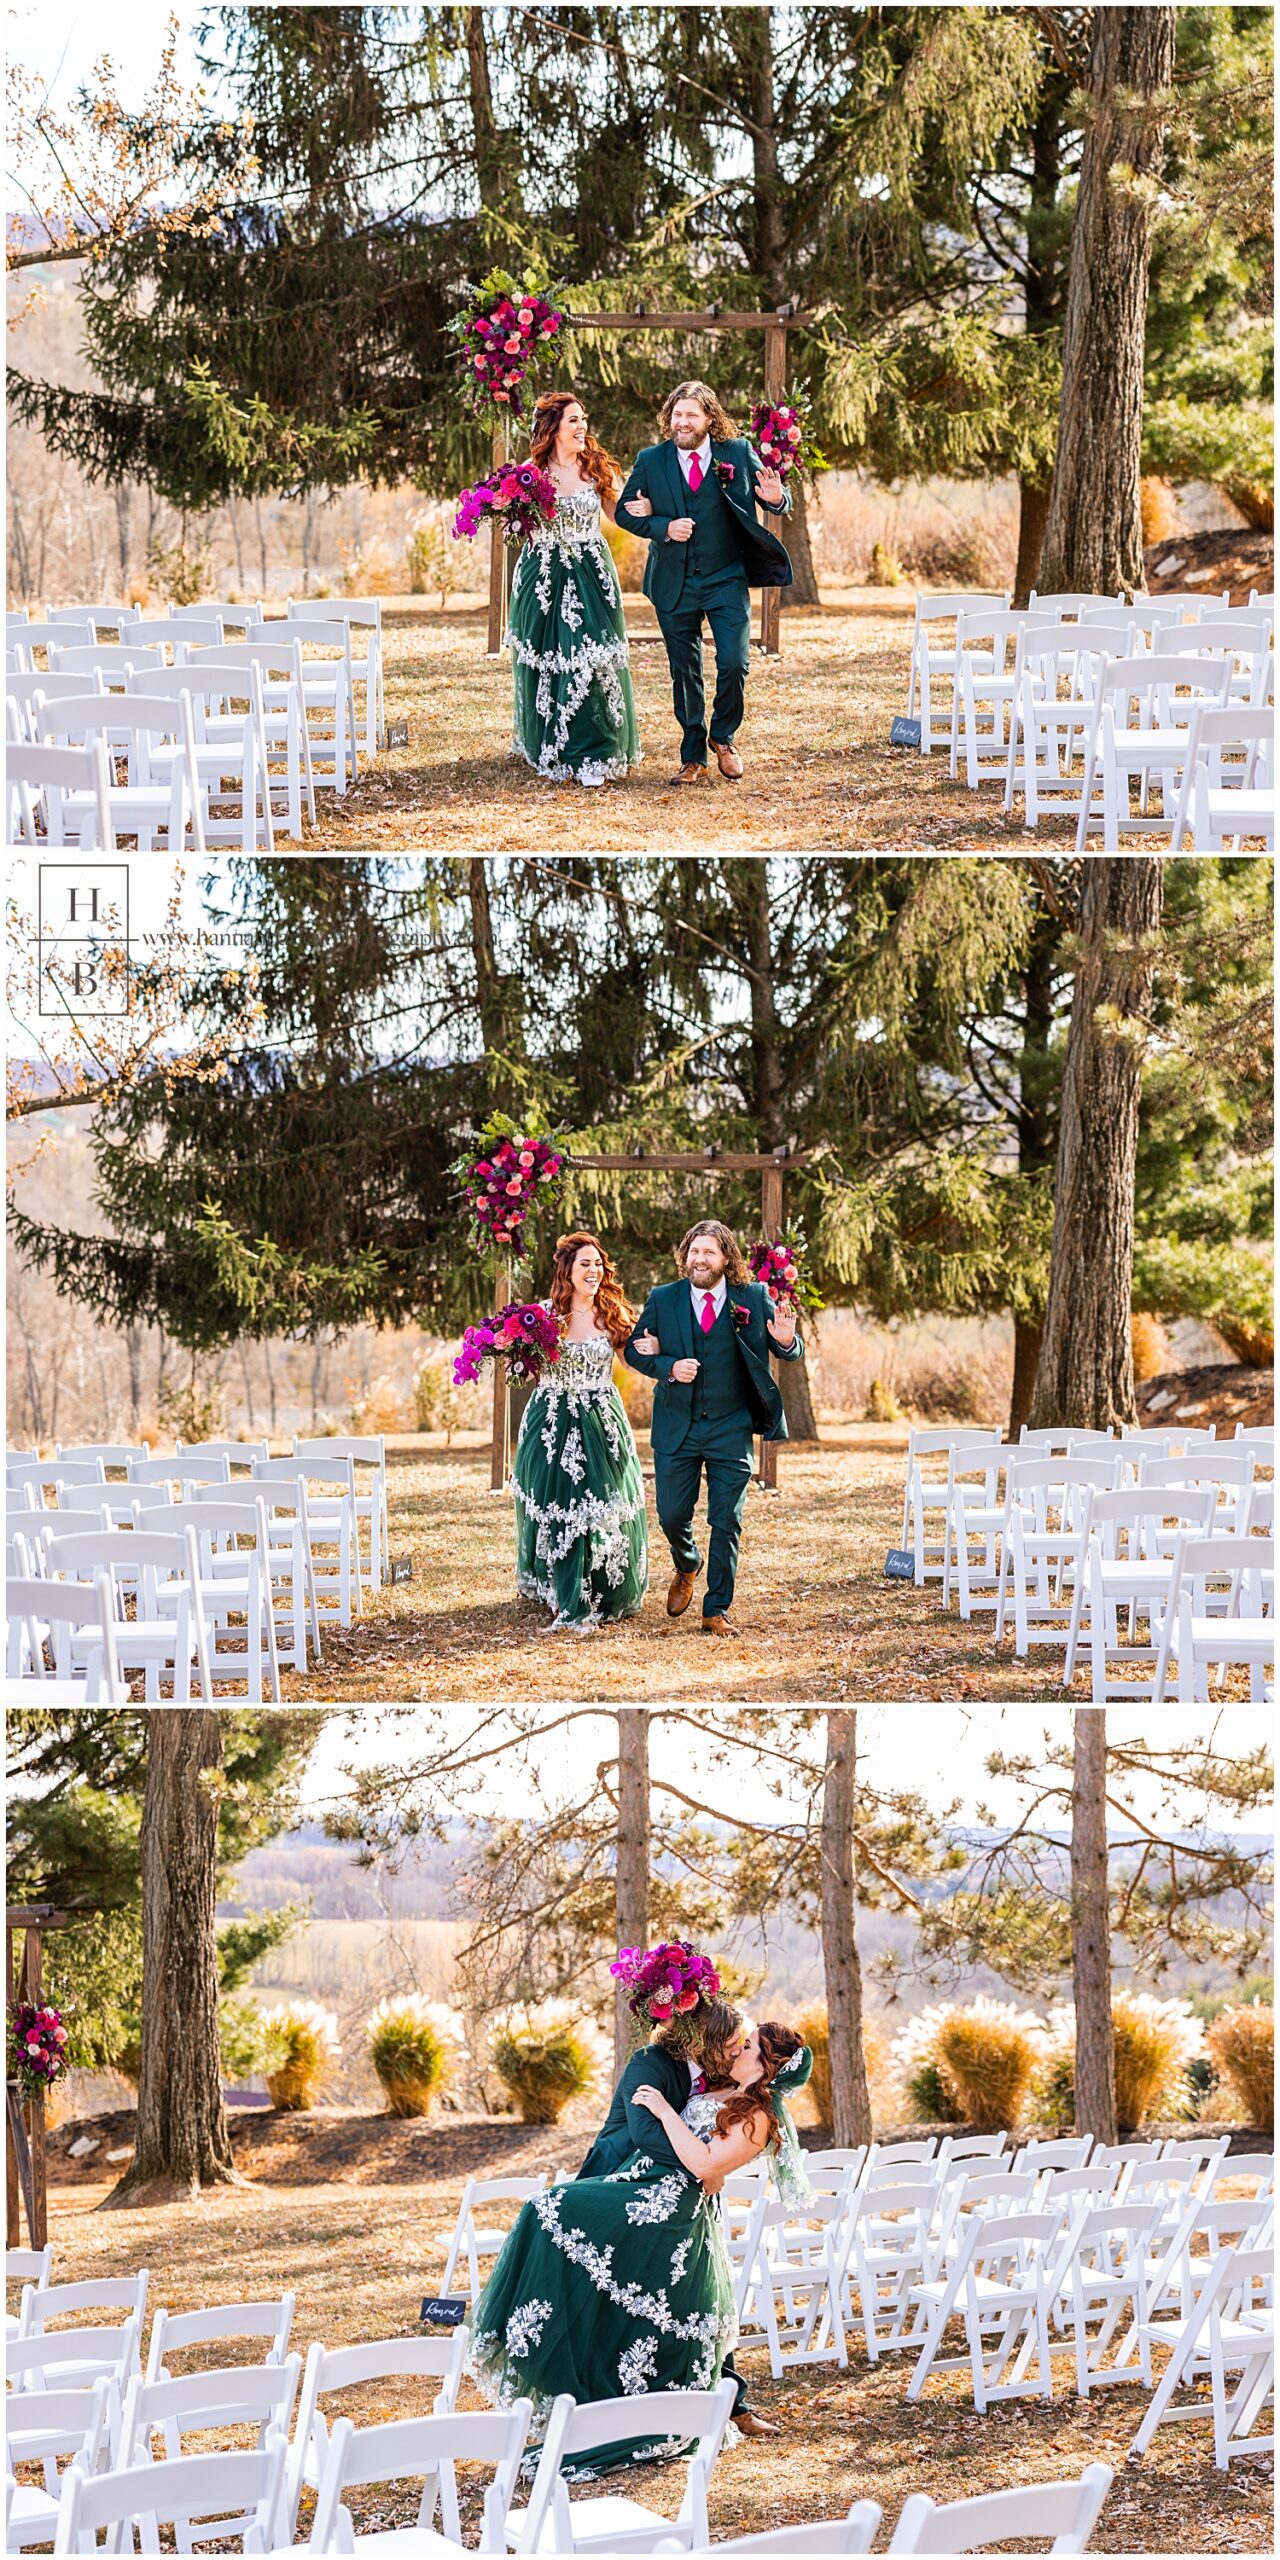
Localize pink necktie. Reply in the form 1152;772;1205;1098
688;452;704;491
700;1292;716;1332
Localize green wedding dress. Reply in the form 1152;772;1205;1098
468;2091;738;2476
507;488;642;786
512;1328;649;1631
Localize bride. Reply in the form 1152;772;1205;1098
468;2022;809;2474
513;1230;648;1632
508;392;642;787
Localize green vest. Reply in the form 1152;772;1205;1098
691;1298;754;1420
683;464;744;587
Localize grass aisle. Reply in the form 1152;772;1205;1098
44;2151;1273;2552
284;1429;1257;1704
297;590;1101;854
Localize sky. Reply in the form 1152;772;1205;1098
296;1705;1270;1839
11;4;211;119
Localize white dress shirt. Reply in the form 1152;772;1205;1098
690;1276;727;1328
677;436;713;487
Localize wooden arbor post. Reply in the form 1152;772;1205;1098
483;309;811;656
488;1147;811;1488
6;1904;71;2249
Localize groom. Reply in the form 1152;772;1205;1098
625;1219;803;1637
617;381;793;785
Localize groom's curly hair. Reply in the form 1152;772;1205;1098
675;1220;751;1284
658;381;737;442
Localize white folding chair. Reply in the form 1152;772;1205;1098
905;2208;1063;2409
994;1453;1123;1656
190;1476;318;1673
886;2463;1114;2554
127;662;275;850
1063;1486;1216;1697
1128;2241;1274;2470
253;1455;361;1626
904;590;1010;754
177;1436;272;1474
940;1441;1011;1620
53;2434;289;2555
131;1496;283;1701
681;2508;881;2558
1004;622;1132;828
5;1571;124;1700
436;2175;548;2302
8;1456;107;1502
6;738;117;847
286;596;384;757
513;2381;736;2557
119;2361;300;2552
1151;1531;1274;1702
1170;701;1275;849
145;2294;296;2386
1137;1445;1257;1532
1076;652;1233;846
1053;2201;1163;2396
844;2181;937;2363
951;608;1023;786
284;2330;469;2539
249;614;352;791
35;691;207;852
1027;590;1126;619
743;2195;849;2375
5;2378;112;2550
42;1527;214;1700
188;637;315;838
304;2400;531;2553
292;1433;390;1586
129;1451;233;1497
901;1428;1002;1585
54;1442;149;1475
6;667;106;741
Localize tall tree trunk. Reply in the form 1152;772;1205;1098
1029;857;1163;1428
466;5;517;217
1035;7;1175;597
820;1711;872;2146
105;1713;243;2206
732;861;819;1438
1009;903;1061;1435
1071;1709;1117;2143
1011;71;1069;607
742;8;819;606
613;1710;650;2074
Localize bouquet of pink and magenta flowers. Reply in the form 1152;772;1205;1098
452;1114;570;1266
448;266;570;415
9;1999;69;2104
610;1939;721;2034
749;395;827;484
453;1301;564;1389
453;461;558;549
749;1226;823;1316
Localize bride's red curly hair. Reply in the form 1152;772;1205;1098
529;393;623;503
549;1231;636;1350
714;2021;804;2155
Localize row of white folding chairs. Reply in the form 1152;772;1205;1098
9;2334;1120;2556
901;1421;1272;1585
936;1430;1270;1609
15;1432;391;1587
904;584;1239;756
7;590;386;742
938;609;1275;845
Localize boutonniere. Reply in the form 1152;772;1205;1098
714;459;736;486
730;1301;752;1332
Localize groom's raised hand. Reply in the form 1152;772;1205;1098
766;1295;798;1348
755;467;785;505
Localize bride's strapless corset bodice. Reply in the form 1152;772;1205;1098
527;488;604;549
543;1332;615;1396
680;2091;725;2143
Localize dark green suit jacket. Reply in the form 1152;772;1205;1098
623;1277;803;1454
574;2043;691;2181
617;438;793;612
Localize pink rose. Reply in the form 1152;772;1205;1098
474;357;487;373
545;314;559;333
476;1159;492;1175
649;2002;673;2022
784;1263;798;1281
504;336;521;354
519;1150;535;1168
495;391;509;404
786;424;801;444
53;2025;67;2044
506;1178;522;1195
675;1989;700;2012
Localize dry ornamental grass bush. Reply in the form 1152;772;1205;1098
1037;1996;1203;2135
492;2005;605;2125
365;1997;459;2118
794;2004;891;2130
931;1999;1046;2132
259;2000;341;2112
1131;1312;1172;1382
1205;2002;1274;2130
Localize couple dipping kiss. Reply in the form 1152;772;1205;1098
513;1221;803;1637
509;380;793;788
468;1944;813;2470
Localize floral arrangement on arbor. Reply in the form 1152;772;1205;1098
750;394;826;483
611;1939;721;2034
453;1302;564;1389
452;1114;570;1264
9;2000;69;2105
448;266;570;415
453;461;559;548
749;1227;824;1316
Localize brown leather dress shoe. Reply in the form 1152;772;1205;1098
667;1568;697;1618
713;741;744;779
734;2410;783;2438
673;762;711;784
701;1613;736;1637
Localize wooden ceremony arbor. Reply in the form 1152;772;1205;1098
489;1142;813;1493
485;306;813;657
6;1903;72;2249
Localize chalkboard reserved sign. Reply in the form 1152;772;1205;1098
884;1549;916;1581
421;2295;469;2326
889;715;922;748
